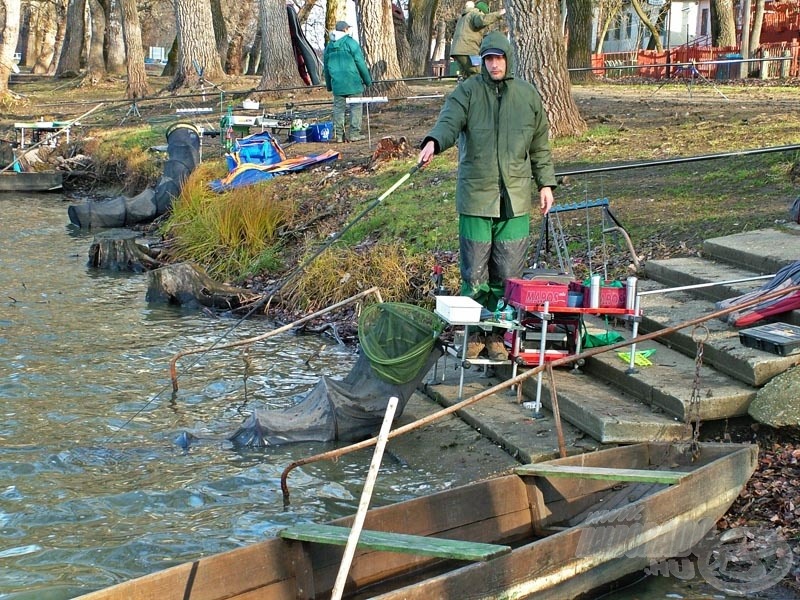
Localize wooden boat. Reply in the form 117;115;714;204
74;442;757;599
0;170;63;192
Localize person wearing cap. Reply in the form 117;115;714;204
418;31;556;361
323;21;373;143
450;1;506;78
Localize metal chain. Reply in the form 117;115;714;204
688;325;709;458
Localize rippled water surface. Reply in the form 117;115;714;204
0;194;449;599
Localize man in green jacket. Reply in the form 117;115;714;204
323;21;373;143
450;1;506;78
418;31;556;360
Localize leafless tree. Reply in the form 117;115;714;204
0;0;21;97
711;0;737;47
83;0;106;84
119;0;150;98
169;0;224;90
407;0;438;76
56;0;86;76
357;0;410;97
506;0;586;137
566;0;594;83
393;2;413;76
256;0;304;92
101;0;127;74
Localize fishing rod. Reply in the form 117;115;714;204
0;102;105;173
114;162;423;431
556;143;800;178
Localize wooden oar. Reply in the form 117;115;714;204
1;102;105;173
330;396;398;600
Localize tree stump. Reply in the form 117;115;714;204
88;230;163;272
146;262;257;310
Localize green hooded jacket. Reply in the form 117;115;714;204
450;6;505;58
423;32;557;218
323;31;373;97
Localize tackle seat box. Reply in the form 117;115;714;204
739;322;800;356
505;278;582;309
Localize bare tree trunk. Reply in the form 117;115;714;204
256;0;304;92
103;0;126;74
325;0;346;35
297;0;320;23
630;0;662;52
407;0;438;77
358;0;410;97
0;0;21;96
507;0;586;138
210;0;228;65
749;0;765;56
27;0;59;74
711;0;736;47
246;28;262;74
162;36;178;77
432;19;447;62
740;0;751;77
393;3;413;76
119;0;149;98
594;0;622;55
170;0;225;90
566;0;594;83
83;0;106;85
48;0;69;74
225;0;257;74
56;0;87;76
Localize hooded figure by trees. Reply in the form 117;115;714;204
450;1;507;77
418;31;557;361
323;21;373;143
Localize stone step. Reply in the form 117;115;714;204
518;367;688;444
641;257;800;327
578;315;755;421
635;286;800;387
643;256;770;303
702;226;800;273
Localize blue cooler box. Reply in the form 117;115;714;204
307;121;333;142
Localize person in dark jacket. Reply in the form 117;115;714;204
418;31;556;360
450;1;506;78
323;21;373;143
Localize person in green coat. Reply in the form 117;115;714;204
323;21;373;143
418;31;557;360
450;1;506;78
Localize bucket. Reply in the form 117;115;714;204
308;121;333;142
289;128;308;143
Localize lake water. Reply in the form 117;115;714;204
0;194;460;599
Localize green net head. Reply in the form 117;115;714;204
358;302;445;384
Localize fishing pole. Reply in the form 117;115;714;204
113;162;423;430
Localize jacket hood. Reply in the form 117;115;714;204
479;32;514;79
329;30;349;42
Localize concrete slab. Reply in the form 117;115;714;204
517;367;688;444
643;257;768;302
637;291;800;386
703;226;800;273
580;333;756;421
423;356;603;464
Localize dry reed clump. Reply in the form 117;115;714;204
283;242;442;312
161;165;294;281
78;127;164;192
